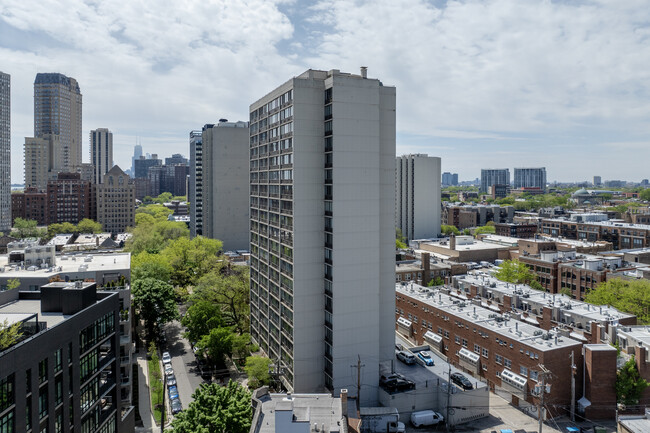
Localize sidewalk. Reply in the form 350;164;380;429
136;350;156;431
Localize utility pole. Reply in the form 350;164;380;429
351;355;365;412
537;364;551;433
570;351;576;422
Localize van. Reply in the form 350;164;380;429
410;410;444;428
396;351;416;365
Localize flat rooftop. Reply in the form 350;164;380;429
422;239;511;251
254;392;343;433
0;299;68;328
0;252;131;278
544;218;650;231
397;283;582;351
456;272;635;323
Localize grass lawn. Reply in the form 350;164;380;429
148;358;164;424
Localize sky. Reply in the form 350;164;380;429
2;0;650;184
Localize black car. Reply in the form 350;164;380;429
450;372;473;390
395;343;404;351
171;398;182;414
383;378;415;392
166;374;177;387
380;373;406;386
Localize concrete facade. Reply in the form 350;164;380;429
201;121;249;250
95;166;135;234
90;128;113;184
514;167;546;191
0;72;10;234
396;154;441;240
480;169;510;194
249;69;395;404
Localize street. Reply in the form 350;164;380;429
164;320;206;408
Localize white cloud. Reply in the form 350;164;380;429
2;0;650;182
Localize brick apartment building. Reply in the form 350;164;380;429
12;187;48;225
46;172;94;224
395;283;623;419
395;252;467;286
494;223;537;238
540;219;650;250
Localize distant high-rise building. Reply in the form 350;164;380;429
189;130;203;237
0;71;10;233
33;73;82;173
397;154;441;240
452;173;458;186
131;144;142;177
441;171;459;186
480;168;510;193
74;162;95;183
24;135;57;192
249;69;395;404
514;167;546;191
90;128;113;184
133;155;161;179
165;153;188;166
96;165;135;233
593;176;602;186
200;121;249;250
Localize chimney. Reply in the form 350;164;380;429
340;389;348;417
450;234;456;250
360;66;368;78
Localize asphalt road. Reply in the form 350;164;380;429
163;320;206;411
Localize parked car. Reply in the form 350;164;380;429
417;351;434;366
171;398;182;414
162;352;172;365
450;372;473;390
396;351;416;365
166;374;177;387
168;385;179;400
410;410;444;428
380;373;406;386
383;378;415;392
164;364;174;376
395;343;404;352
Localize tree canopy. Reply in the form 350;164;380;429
494;260;543;290
197;327;233;362
11;218;45;239
0;319;23;351
181;300;225;344
244;356;272;389
616;356;649;405
584;279;650;324
131;278;178;339
193;268;250;334
169;381;252;433
441;225;460;236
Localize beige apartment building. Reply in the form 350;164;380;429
96;165;135;234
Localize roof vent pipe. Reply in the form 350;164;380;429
360;66;368;78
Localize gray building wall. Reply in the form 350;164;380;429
480;168;510;193
514;167;547;190
0;72;9;233
90;128;113;184
189;131;203;237
396;154;441;240
201;121;249;251
249;69;395;405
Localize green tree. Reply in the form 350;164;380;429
181;300;225;344
197;327;233;363
154;192;173;204
616;356;649;405
161;237;224;287
584;279;650;324
639;189;650;201
244;356;271;388
427;276;445;287
395;228;407;249
12;218;44;239
0;319;23;351
132;278;179;340
47;222;77;238
232;333;252;360
441;225;460;236
474;225;496;236
169;381;252;433
76;218;103;234
194;268;250;334
131;252;172;283
494;260;543;290
6;278;20;291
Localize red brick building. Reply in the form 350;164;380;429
11;187;48;225
494;223;537;238
46;172;93;224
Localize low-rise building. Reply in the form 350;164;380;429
540;218;650;250
11;187;48;225
443;204;515;229
416;235;513;263
494;223;537;238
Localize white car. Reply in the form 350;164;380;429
162;352;172;365
164;364;174;376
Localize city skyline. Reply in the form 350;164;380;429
2;1;650;183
